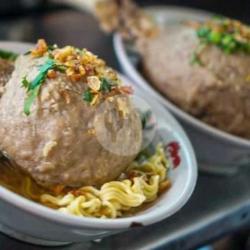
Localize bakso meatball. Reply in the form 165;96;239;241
0;41;142;187
96;0;250;138
138;20;250;138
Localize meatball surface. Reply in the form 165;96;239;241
0;58;14;98
0;55;142;187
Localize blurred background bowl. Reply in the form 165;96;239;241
113;6;250;174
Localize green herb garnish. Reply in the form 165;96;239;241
100;78;113;93
0;49;18;61
23;58;56;115
24;51;31;55
208;30;223;44
197;27;210;38
30;59;55;90
190;43;206;66
23;86;41;116
21;76;30;89
82;89;94;103
140;110;152;130
54;64;66;73
82;78;116;104
195;18;250;55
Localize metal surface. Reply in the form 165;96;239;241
0;7;250;250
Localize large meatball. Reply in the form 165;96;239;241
95;0;250;138
138;24;250;138
0;54;142;187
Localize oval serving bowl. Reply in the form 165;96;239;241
113;6;250;171
0;41;197;245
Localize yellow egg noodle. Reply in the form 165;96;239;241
0;144;171;218
41;144;170;218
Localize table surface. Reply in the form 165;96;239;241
1;6;250;250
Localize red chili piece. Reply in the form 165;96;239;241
166;141;181;168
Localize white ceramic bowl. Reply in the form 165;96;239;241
0;41;197;245
113;6;250;172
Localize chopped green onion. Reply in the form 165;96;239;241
221;35;234;46
24;86;41;116
197;27;210;38
0;49;18;61
21;76;30;89
24;51;31;55
23;58;56;115
243;43;250;53
54;64;66;73
140;110;152;130
195;18;250;55
100;78;113;93
220;35;237;53
208;31;222;44
82;89;94;103
29;59;55;90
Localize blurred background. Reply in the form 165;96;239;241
0;0;249;69
0;0;249;20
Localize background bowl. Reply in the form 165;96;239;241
113;6;250;173
0;41;197;245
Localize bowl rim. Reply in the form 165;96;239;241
0;41;197;230
112;6;250;148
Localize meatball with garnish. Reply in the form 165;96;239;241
138;19;250;138
95;0;250;138
0;40;142;188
